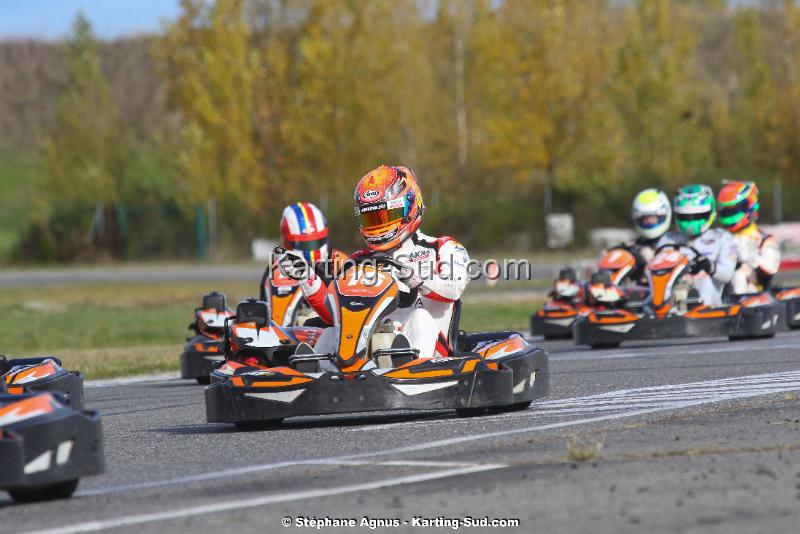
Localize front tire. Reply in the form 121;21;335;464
195;376;211;385
9;479;79;503
456;407;488;417
234;419;284;431
488;400;533;413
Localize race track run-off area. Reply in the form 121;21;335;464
4;331;800;534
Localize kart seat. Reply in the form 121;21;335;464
203;291;227;312
236;299;269;329
447;300;467;354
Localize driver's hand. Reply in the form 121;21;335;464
276;248;311;281
396;263;423;289
692;255;715;276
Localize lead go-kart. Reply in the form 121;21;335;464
1;356;104;503
573;244;784;348
205;256;550;428
180;268;319;384
531;248;648;339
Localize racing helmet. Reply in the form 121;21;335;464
279;202;329;263
354;165;424;251
717;181;759;233
673;184;716;237
632;189;671;240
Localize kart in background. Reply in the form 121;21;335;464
2;356;85;410
0;358;103;503
261;266;318;327
206;257;549;429
574;244;781;348
180;292;234;385
773;286;800;330
531;248;647;339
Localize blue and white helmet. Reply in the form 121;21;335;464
280;202;330;263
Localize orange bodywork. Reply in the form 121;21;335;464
777;287;800;300
587;309;639;324
598;249;636;285
6;361;58;385
0;394;54;420
383;367;455;379
685;304;740;319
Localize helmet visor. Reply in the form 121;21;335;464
357;202;405;230
635;213;667;229
719;199;748;227
286;238;328;252
674;211;710;223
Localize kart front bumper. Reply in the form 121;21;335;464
574;303;780;347
0;405;104;492
180;336;225;380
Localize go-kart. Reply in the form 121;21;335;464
0;359;103;503
206;257;550;428
260;265;318;327
773;286;800;330
2;356;85;410
180;291;235;384
531;248;646;339
574;244;782;348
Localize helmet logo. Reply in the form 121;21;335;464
362;189;380;200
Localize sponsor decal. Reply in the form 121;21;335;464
360;202;386;213
362;189;381;200
386;197;405;210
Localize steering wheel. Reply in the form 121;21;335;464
653;243;705;272
351;254;406;271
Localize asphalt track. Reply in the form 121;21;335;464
3;331;800;534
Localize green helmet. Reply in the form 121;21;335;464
673;184;716;237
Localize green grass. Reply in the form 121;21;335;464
0;281;541;379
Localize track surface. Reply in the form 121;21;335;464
4;332;800;533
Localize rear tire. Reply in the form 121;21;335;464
488;400;533;413
234;419;284;431
9;479;79;503
456;407;488;417
590;342;620;349
195;376;211;385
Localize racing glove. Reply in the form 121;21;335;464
692;255;715;276
275;248;311;281
396;263;424;290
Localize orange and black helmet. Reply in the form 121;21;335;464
353;165;425;251
717;181;759;233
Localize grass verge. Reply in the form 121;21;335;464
1;281;541;379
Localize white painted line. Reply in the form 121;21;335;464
77;369;800;499
549;342;800;362
25;464;505;534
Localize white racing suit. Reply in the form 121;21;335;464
730;224;781;294
299;230;470;358
658;229;737;307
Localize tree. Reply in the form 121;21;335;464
609;0;714;197
38;12;125;216
155;0;261;228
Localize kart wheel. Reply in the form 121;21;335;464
543;334;570;341
195;376;211;385
456;407;488;417
8;479;79;503
488;400;533;413
590;342;620;349
234;419;284;431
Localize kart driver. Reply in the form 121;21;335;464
660;184;737;307
616;188;672;284
277;165;470;359
259;202;347;302
717;181;780;293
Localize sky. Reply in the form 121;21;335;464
0;0;182;40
